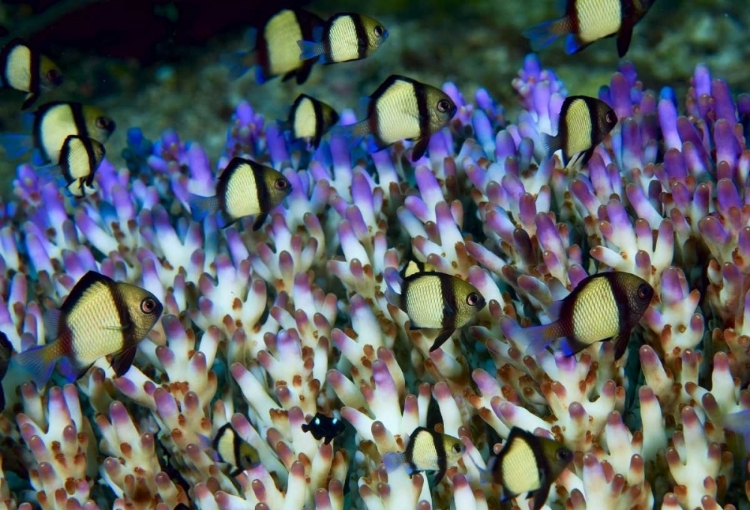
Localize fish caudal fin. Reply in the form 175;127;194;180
15;343;59;389
522;18;568;51
298;40;325;61
221;50;255;81
382;452;405;472
511;321;558;356
34;164;65;187
541;132;562;161
188;194;220;222
0;134;33;159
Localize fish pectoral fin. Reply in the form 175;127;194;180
410;137;429;161
21;92;38;111
429;329;455;352
251;213;268;231
616;22;635;58
111;346;138;377
530;482;550;510
612;332;631;360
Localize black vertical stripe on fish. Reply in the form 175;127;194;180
440;273;458;333
414;81;431;147
27;48;40;101
0;332;12;411
352;14;369;60
252;166;271;231
608;275;630;360
71;103;89;139
312;96;325;149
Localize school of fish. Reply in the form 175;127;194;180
0;1;665;508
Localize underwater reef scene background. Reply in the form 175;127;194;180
0;0;748;508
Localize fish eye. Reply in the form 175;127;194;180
141;297;157;314
637;283;651;301
46;69;62;84
606;112;615;123
466;292;480;306
274;178;288;190
452;444;463;454
437;99;452;113
374;25;384;36
555;447;570;461
96;116;112;130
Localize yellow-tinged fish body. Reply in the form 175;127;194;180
397;271;485;351
298;13;388;64
0;38;63;110
34;101;115;163
543;95;617;167
188;157;291;230
337;75;457;161
483;427;573;510
212;423;260;476
382;427;465;484
16;271;163;388
36;135;105;197
523;0;658;57
286;94;339;149
520;271;653;360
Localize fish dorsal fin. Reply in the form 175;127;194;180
60;271;115;315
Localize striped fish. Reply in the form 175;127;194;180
398;271;485;351
334;75;456;161
0;38;63;110
542;95;617;167
383;427;465;485
189;157;292;230
298;13;388;64
16;271;163;388
523;0;658;57
285;94;339;149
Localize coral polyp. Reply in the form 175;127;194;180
0;52;748;510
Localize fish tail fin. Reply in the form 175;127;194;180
329;120;370;141
221;50;255;81
188;194;220;222
541;132;561;160
298;40;325;61
21;92;38;111
384;284;401;309
504;318;558;356
15;343;59;388
382;452;405;472
522;18;568;51
0;134;33;159
34;163;65;186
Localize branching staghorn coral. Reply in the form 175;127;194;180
0;51;747;510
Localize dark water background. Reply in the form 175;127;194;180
0;0;745;197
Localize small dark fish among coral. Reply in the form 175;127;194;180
223;9;323;85
0;101;115;165
298;13;388;64
283;94;339;150
543;95;617;167
334;74;457;161
301;412;346;444
36;135;105;197
0;38;63;110
16;271;163;388
391;271;485;352
523;0;658;57
519;271;653;360
383;426;465;484
0;332;13;411
475;427;573;510
189;157;291;230
212;423;260;476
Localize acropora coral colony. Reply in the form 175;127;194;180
0;52;749;510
